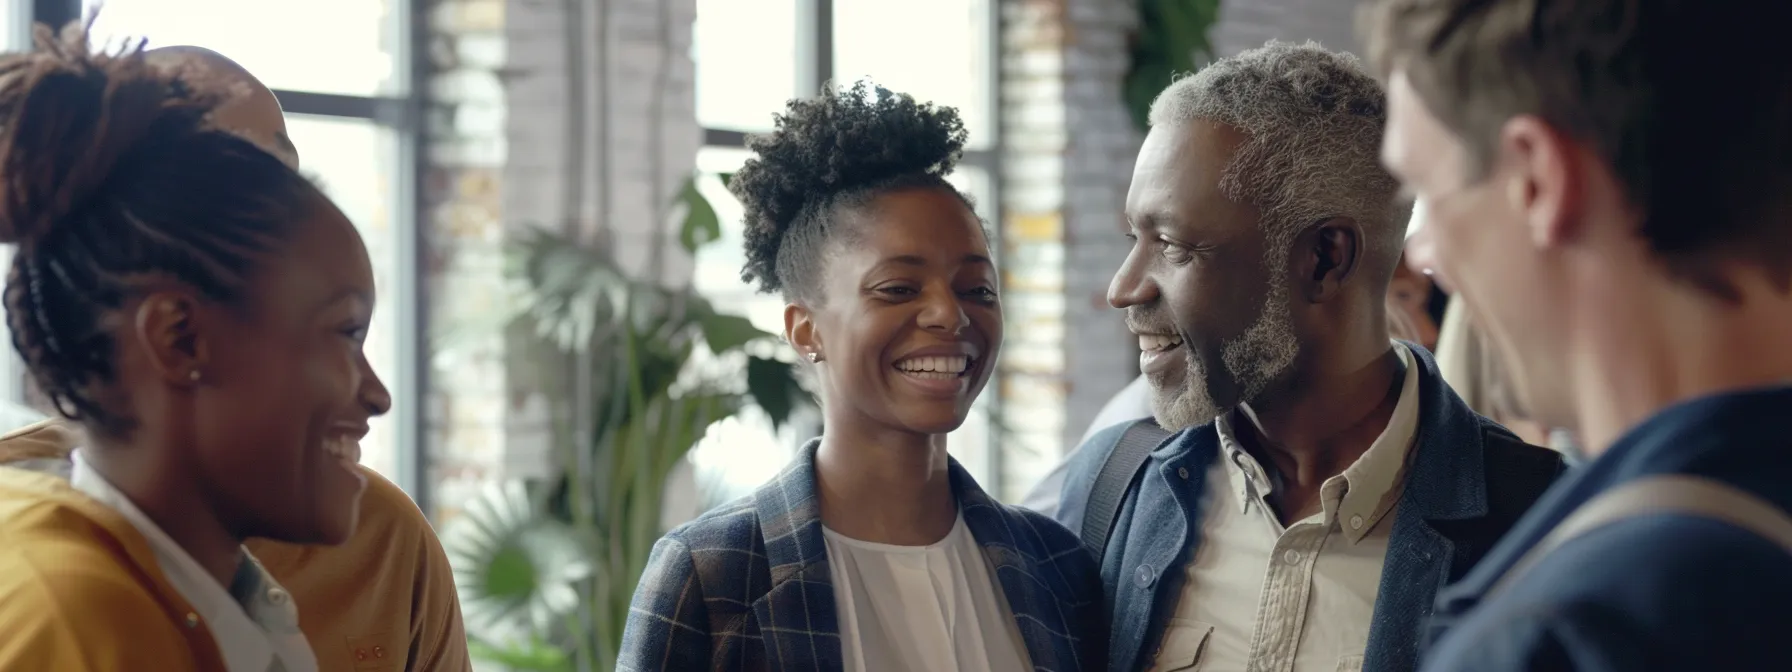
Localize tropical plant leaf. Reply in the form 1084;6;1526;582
697;311;772;355
746;355;805;429
1124;0;1220;132
442;481;592;647
677;175;722;254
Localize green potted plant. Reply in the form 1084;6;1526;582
442;174;808;671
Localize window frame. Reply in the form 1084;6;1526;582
32;0;432;509
697;0;1010;492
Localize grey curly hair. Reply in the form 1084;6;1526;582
1150;41;1407;282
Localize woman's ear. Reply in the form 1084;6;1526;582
132;290;210;387
784;302;821;362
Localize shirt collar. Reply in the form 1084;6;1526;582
1213;342;1423;542
69;450;316;672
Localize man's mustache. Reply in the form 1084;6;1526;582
1125;309;1177;336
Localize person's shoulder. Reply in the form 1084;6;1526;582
1474;422;1566;513
992;501;1087;556
0;552;191;669
1442;514;1792;670
0;465;108;530
637;495;765;608
348;466;431;537
1060;420;1148;490
1476;420;1563;469
0;485;187;662
1530;513;1792;598
0;540;166;616
0;417;80;465
660;493;762;554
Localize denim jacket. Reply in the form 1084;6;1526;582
1056;344;1564;671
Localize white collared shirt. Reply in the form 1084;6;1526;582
1149;343;1423;672
70;450;317;672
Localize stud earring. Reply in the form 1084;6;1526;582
188;370;202;383
807;351;821;363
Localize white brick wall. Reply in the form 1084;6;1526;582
425;0;510;520
997;0;1140;501
1211;0;1366;57
425;0;700;520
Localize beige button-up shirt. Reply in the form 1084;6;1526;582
1149;343;1422;672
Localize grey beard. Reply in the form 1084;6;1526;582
1149;283;1300;432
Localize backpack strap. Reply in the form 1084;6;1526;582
1079;419;1172;558
1491;474;1792;597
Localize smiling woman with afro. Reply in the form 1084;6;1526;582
618;80;1107;672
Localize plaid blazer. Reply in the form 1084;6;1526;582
619;441;1106;671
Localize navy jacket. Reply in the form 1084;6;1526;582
619;440;1107;671
1421;386;1792;671
1056;344;1564;671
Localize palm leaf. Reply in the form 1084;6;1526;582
442;481;592;646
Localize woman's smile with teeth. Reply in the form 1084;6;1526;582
895;355;971;380
323;436;361;464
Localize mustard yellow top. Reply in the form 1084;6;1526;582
0;419;472;672
0;465;230;671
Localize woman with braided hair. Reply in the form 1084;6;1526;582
0;25;387;672
619;81;1104;671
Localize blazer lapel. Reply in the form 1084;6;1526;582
750;441;842;670
956;462;1078;667
1365;344;1493;672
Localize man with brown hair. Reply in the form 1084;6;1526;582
1366;1;1792;669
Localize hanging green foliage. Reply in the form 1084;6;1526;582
1124;0;1222;132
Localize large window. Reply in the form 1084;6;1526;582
0;3;26;420
689;0;1007;499
42;0;427;495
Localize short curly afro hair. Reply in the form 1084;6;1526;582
730;80;973;302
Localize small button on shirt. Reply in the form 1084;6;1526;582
1148;343;1422;672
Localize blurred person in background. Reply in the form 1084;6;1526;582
1370;0;1792;668
619;82;1103;672
1434;299;1549;445
1387;252;1439;349
0;36;468;672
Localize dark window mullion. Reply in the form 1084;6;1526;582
32;0;80;28
273;89;412;128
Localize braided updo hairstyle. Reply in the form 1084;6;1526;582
730;80;975;303
0;23;320;436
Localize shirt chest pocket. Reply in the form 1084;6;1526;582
1337;653;1365;672
340;631;402;671
1148;618;1215;672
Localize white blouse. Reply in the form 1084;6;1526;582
823;514;1033;672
